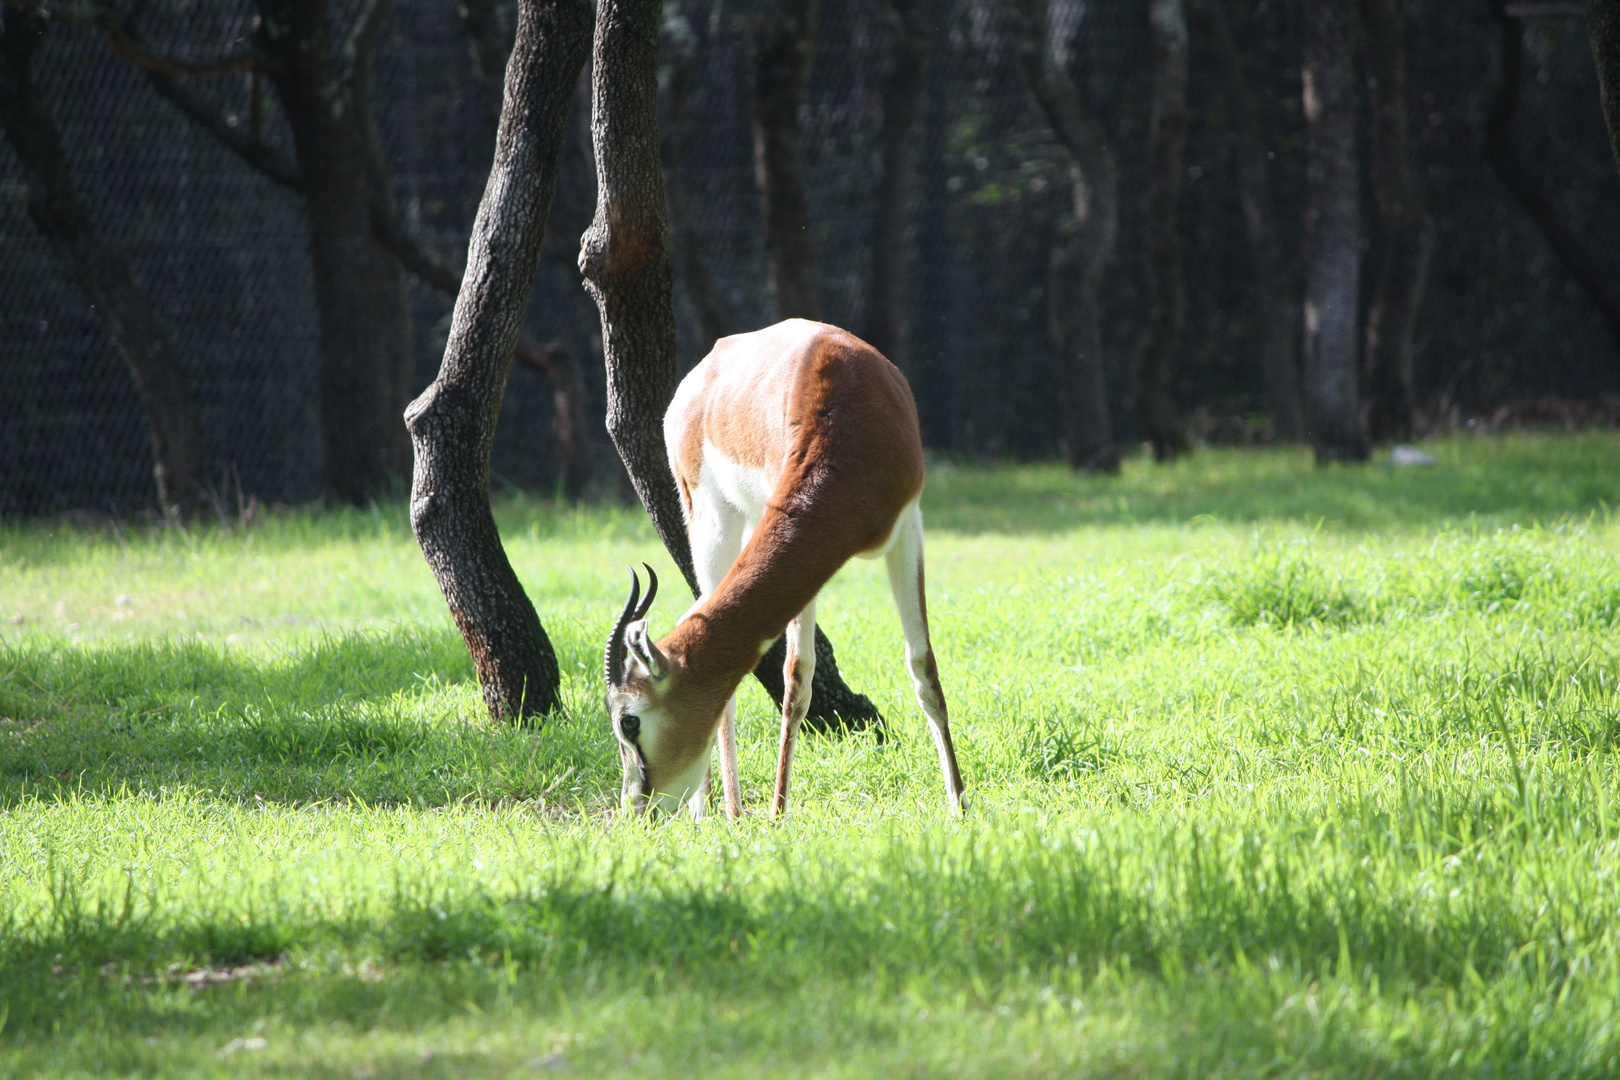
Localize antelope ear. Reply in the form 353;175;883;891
626;621;669;681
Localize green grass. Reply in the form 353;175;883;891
2;432;1619;1077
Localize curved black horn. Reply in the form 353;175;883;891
604;566;641;687
634;563;658;622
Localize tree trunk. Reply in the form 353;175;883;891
1301;0;1368;463
583;0;881;736
1486;4;1620;358
1359;0;1432;442
861;0;932;373
404;0;594;723
751;0;822;321
1008;0;1119;473
1132;0;1191;461
256;0;414;505
661;2;736;355
1191;0;1302;441
1593;0;1620;173
515;338;593;500
0;9;210;519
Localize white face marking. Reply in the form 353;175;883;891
607;688;711;817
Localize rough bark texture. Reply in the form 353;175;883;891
1008;0;1119;473
861;0;933;374
1594;0;1620;173
584;0;881;736
1486;5;1620;358
1301;0;1369;463
0;8;209;519
1192;0;1302;440
1132;0;1191;461
1360;0;1433;442
661;2;736;355
751;0;822;321
405;0;594;723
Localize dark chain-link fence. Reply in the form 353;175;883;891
3;0;1617;516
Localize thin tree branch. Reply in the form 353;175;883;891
343;0;393;81
1503;3;1587;16
369;202;465;295
144;68;302;189
95;12;258;79
89;5;301;188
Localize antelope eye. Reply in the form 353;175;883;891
619;714;641;741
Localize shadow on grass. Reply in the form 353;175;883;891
0;630;614;809
921;435;1620;534
0;816;1579;1051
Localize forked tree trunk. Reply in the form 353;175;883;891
1132;0;1190;461
1009;0;1119;472
405;0;594;722
454;0;597;497
0;10;210;519
1301;0;1369;462
1191;0;1302;440
661;2;736;355
861;0;933;373
751;0;822;321
582;0;883;736
1360;0;1432;442
1593;0;1620;173
1486;4;1620;358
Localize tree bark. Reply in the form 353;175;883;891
453;0;598;499
404;0;594;722
1008;0;1119;473
583;0;881;736
660;2;736;355
1485;4;1620;358
1302;0;1369;462
1359;0;1433;442
861;0;933;374
751;0;822;321
0;8;209;519
1132;0;1191;461
1593;0;1620;173
1190;0;1302;440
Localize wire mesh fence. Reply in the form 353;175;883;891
2;0;1616;516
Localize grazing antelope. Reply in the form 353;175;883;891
604;319;965;819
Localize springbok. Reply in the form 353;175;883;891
603;319;965;819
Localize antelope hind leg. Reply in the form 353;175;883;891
885;503;966;815
771;599;817;817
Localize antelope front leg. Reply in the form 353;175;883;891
718;694;741;820
771;600;818;817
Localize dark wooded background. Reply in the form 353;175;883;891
3;0;1617;516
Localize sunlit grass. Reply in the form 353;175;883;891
1;433;1619;1077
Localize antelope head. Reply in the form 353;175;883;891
603;565;713;815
